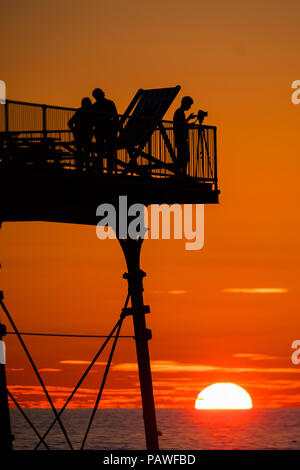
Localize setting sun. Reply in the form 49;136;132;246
195;383;253;410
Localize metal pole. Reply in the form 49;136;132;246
119;238;159;450
42;105;47;140
213;127;218;191
4;101;9;133
0;323;13;451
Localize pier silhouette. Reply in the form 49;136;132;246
0;86;219;451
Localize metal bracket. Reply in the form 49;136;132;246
134;328;152;341
122;305;150;318
123;270;146;281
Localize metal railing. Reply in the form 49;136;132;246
0;100;218;189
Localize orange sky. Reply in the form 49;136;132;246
1;0;300;409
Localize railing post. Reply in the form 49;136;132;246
42;105;47;140
4;101;9;133
213;127;218;191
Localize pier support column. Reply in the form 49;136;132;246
119;238;159;450
0;322;13;451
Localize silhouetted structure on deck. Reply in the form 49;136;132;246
0;86;218;219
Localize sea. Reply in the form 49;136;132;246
10;408;300;450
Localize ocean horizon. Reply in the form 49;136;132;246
10;407;300;450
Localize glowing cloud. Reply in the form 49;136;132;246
168;290;188;295
223;288;288;294
233;353;279;361
113;360;299;374
59;360;107;366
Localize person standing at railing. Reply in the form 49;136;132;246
173;96;196;176
92;88;118;174
68;97;93;172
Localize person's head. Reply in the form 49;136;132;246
81;97;92;109
181;96;193;111
92;88;105;101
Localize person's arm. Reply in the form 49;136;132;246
110;101;120;133
186;113;197;122
68;117;74;130
68;111;77;130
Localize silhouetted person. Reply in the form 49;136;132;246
68;97;93;171
92;88;118;173
173;96;196;176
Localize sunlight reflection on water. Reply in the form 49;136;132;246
10;408;300;450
